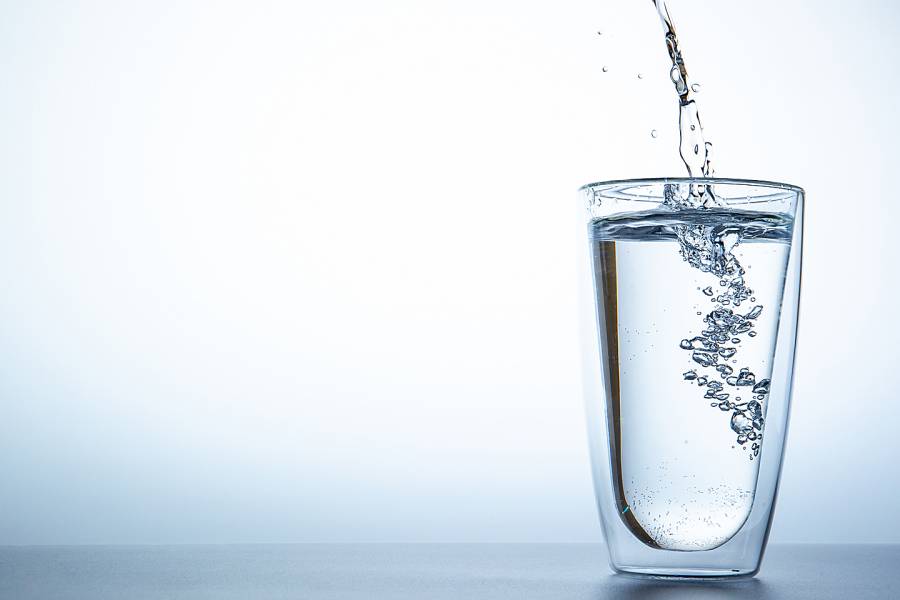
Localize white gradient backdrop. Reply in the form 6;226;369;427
1;0;898;544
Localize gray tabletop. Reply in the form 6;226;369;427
0;543;896;599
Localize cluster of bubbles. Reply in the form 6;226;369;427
682;367;768;459
627;475;754;550
664;186;769;459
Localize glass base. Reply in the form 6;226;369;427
612;565;758;580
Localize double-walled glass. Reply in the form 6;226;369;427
578;178;803;578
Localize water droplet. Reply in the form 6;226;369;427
691;83;701;92
679;339;693;350
719;347;737;359
637;73;643;79
651;129;658;138
726;376;738;386
683;370;698;380
690;124;696;131
748;331;757;337
702;286;714;296
696;376;708;386
602;66;608;73
694;144;699;154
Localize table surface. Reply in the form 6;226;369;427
0;543;896;599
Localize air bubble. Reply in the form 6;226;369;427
602;66;608;72
752;379;770;395
651;129;658;138
691;83;701;92
731;413;753;435
692;351;717;367
736;372;755;386
745;305;763;319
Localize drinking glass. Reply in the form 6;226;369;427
577;178;803;578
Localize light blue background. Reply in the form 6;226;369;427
1;0;898;544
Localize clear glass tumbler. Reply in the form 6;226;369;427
577;178;803;578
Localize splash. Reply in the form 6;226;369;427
651;3;769;455
651;0;714;180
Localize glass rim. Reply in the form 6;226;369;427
579;177;804;197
